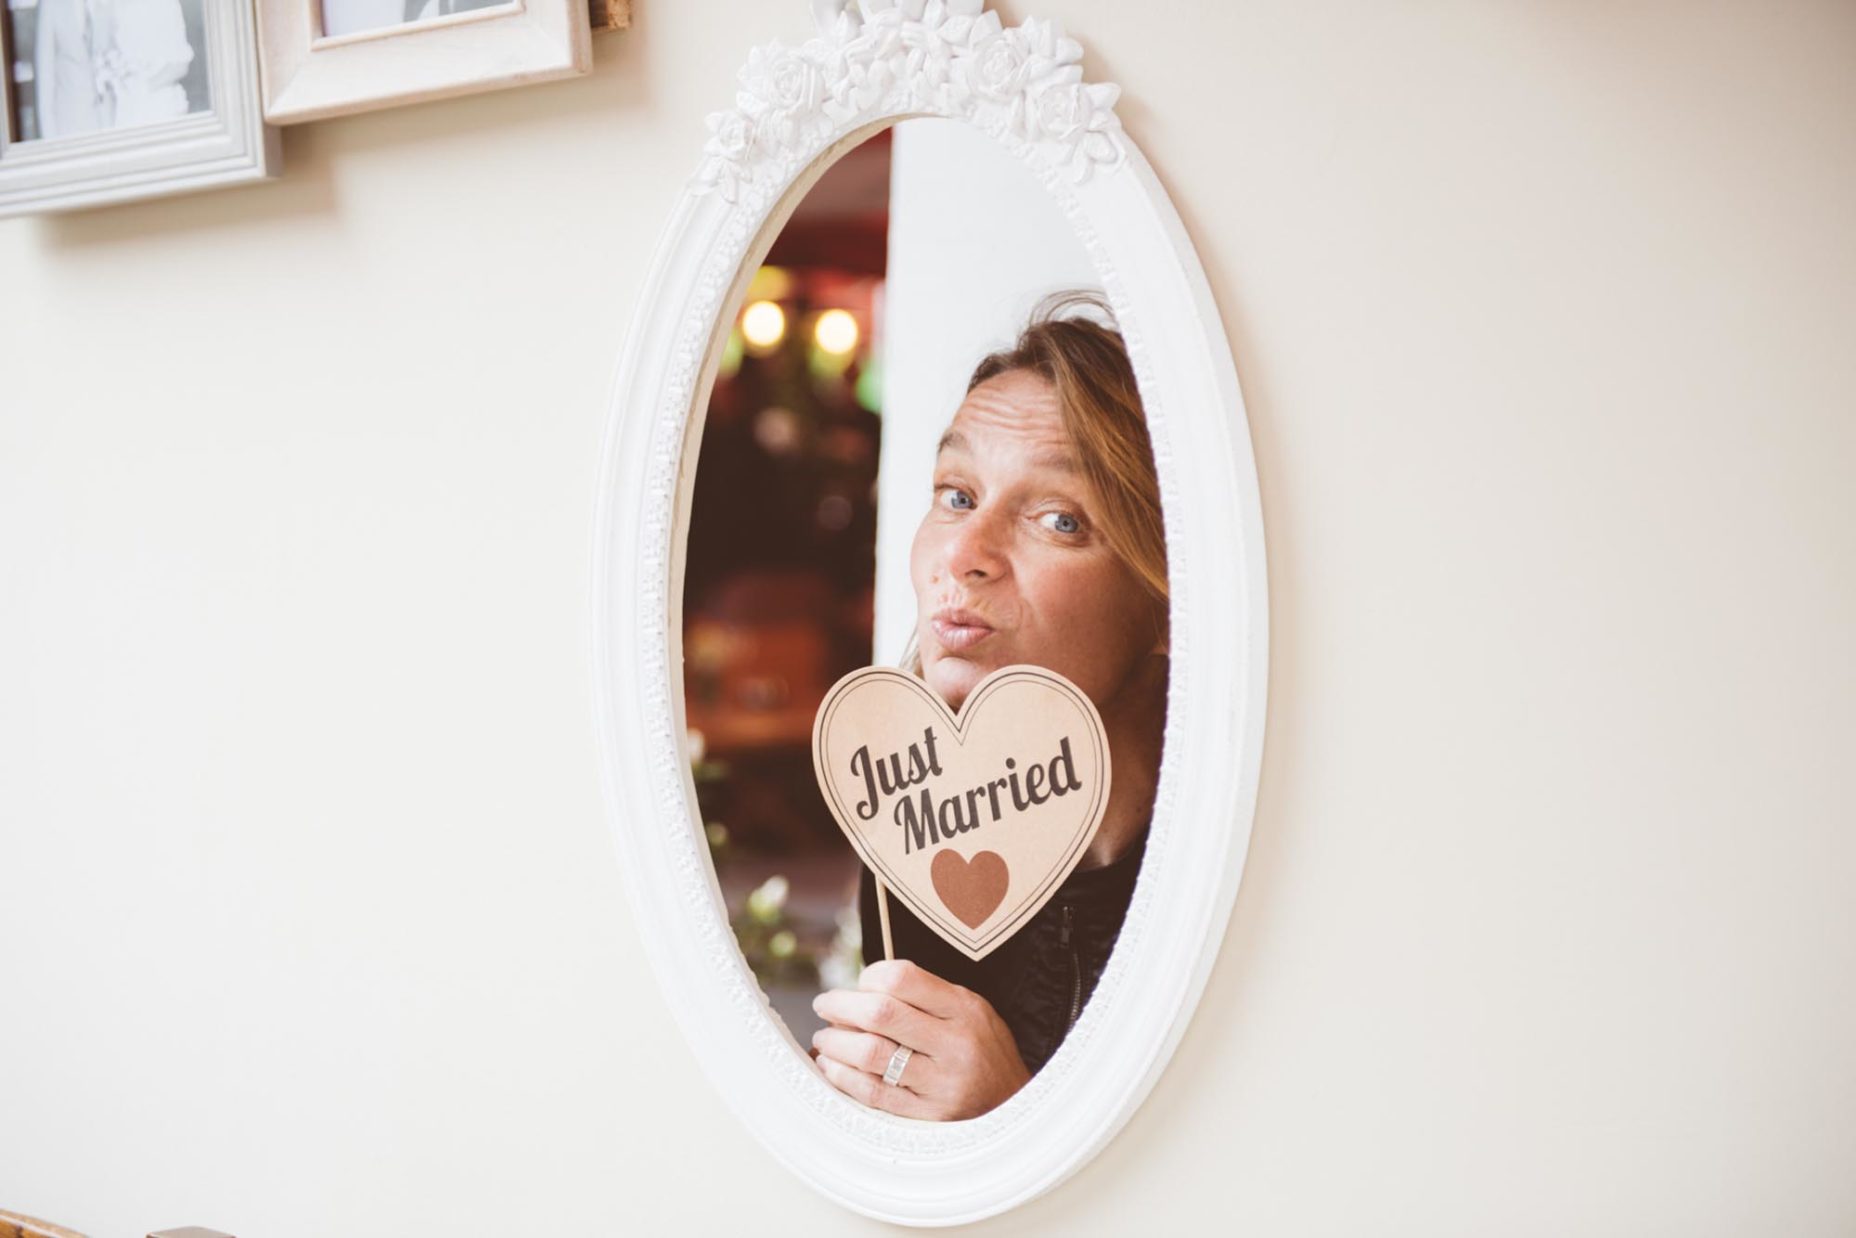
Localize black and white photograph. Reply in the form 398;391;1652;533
3;0;208;143
319;0;510;41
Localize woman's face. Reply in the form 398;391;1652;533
910;369;1160;714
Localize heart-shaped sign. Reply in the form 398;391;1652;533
812;665;1111;961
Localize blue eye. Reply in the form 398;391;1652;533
941;488;975;511
1042;511;1081;535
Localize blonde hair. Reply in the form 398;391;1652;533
902;290;1168;668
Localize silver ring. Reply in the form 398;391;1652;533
882;1044;914;1087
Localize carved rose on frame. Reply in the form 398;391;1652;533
695;0;1126;205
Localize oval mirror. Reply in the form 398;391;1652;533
593;2;1267;1223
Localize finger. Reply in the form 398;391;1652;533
813;988;941;1052
815;1051;938;1119
858;958;974;1021
812;1026;939;1092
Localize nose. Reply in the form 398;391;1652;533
939;504;1009;583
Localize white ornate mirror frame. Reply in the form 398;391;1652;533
591;0;1268;1222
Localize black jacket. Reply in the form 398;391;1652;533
856;826;1148;1074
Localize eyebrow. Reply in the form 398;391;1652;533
1031;450;1082;475
935;429;1083;475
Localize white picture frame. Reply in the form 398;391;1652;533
255;0;592;125
0;0;278;218
590;0;1269;1223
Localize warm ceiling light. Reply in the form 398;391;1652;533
741;300;786;351
814;308;860;356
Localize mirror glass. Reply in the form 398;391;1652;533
682;116;1169;1121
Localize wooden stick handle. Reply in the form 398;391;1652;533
875;876;895;963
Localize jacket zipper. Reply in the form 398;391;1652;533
1060;903;1082;1031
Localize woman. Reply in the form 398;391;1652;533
811;291;1169;1120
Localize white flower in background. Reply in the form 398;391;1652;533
818;903;865;990
746;874;791;924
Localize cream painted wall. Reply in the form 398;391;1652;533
2;3;1852;1234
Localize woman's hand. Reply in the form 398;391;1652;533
811;958;1031;1120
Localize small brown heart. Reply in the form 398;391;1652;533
931;849;1010;930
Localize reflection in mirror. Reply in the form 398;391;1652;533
683;117;1165;1121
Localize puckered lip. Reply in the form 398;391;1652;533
929;606;996;651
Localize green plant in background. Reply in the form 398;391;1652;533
732;874;818;986
689;727;731;789
704;820;733;870
694;727;865;992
